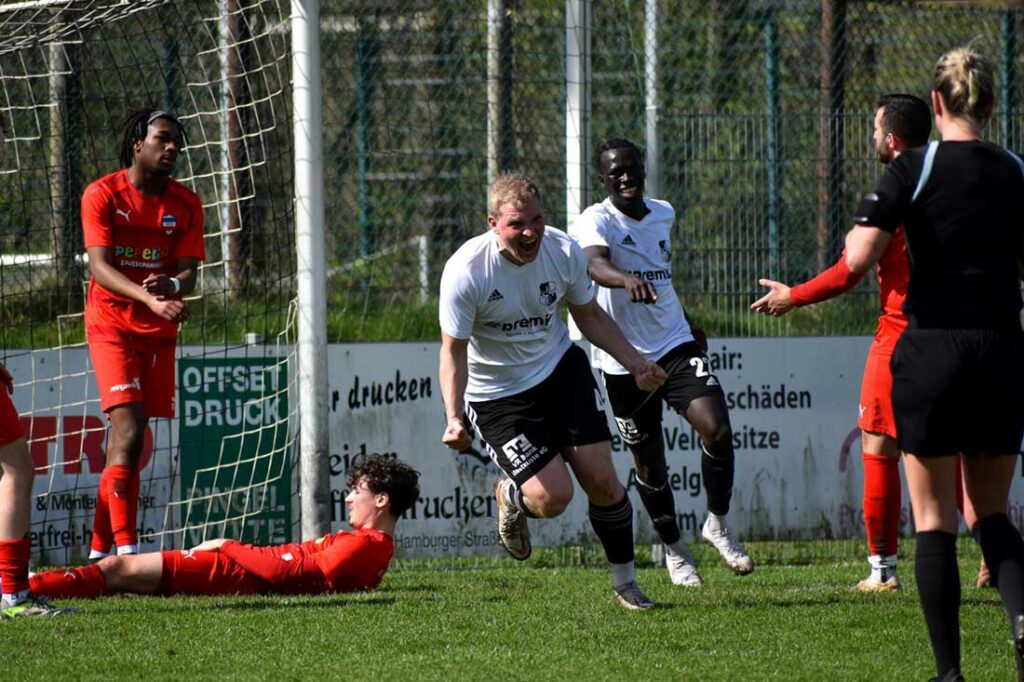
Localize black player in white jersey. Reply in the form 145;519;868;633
569;139;753;586
844;46;1024;681
438;173;667;610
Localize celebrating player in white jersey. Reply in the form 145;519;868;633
569;139;753;586
439;173;666;610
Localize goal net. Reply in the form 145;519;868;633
0;0;298;564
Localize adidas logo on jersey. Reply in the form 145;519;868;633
487;289;504;302
706;376;719;387
621;235;636;246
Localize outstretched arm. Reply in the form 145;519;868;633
844;225;891;275
569;298;666;391
751;226;885;317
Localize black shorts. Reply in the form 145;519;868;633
603;341;726;446
466;345;612;486
891;324;1024;457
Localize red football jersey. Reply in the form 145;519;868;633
217;528;395;595
82;169;205;338
875;227;908;324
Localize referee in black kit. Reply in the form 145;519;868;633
841;45;1024;681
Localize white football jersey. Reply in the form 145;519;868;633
439;226;595;401
570;197;693;374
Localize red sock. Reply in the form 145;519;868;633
91;471;114;555
105;465;139;549
862;453;901;556
0;537;31;595
29;563;107;599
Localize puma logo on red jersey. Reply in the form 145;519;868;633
115;208;131;222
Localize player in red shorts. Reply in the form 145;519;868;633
0;363;70;617
28;455;419;600
82;108;205;559
752;94;930;591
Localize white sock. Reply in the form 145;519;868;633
88;549;109;560
705;511;726;532
610;561;636;588
1;589;30;608
117;544;138;556
868;554;897;580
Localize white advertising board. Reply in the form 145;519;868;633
11;338;1024;562
327;338;1024;559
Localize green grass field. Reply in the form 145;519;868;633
1;542;1015;680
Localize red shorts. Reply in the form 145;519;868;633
87;328;176;417
858;316;906;439
158;549;268;596
0;389;25;447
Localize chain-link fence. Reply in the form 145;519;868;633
321;0;1023;339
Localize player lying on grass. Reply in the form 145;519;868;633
25;456;419;599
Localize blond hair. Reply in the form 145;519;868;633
933;45;995;127
487;172;541;217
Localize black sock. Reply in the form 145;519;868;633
973;514;1024;629
588;494;635;564
507;481;540;519
915;530;961;680
701;444;734;515
635;476;681;545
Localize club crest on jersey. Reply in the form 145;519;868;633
161;214;178;235
538;281;558;306
659;239;671;261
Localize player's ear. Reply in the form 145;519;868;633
486;214;498;229
374;491;389;511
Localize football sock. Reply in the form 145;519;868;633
30;563;107;599
609;560;637;588
634;475;681;546
0;537;31;596
973;514;1024;626
862;452;900;557
1;590;29;609
589;494;635;565
867;554;898;582
106;464;140;549
701;443;734;516
90;471;114;556
501;476;539;519
915;530;960;680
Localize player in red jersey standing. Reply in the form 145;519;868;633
82;108;205;559
0;363;71;617
28;456;419;599
752;94;930;591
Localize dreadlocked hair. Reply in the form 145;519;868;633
118;107;185;169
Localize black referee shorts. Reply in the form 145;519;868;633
891;324;1024;457
466;345;612;486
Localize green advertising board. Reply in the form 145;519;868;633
178;357;291;546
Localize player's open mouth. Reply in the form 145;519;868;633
519;238;538;254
